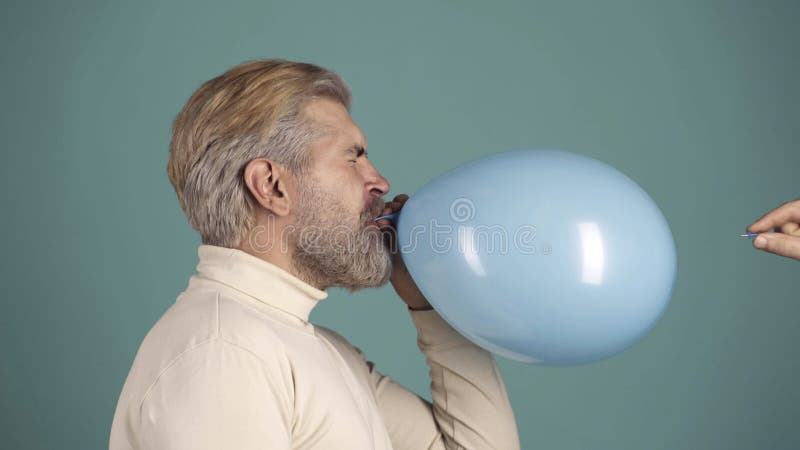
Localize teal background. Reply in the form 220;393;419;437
1;0;798;448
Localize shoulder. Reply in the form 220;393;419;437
313;324;370;364
126;286;306;399
314;324;353;349
135;291;300;404
143;286;296;362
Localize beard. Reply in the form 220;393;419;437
290;179;392;292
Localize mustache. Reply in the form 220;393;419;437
363;197;387;222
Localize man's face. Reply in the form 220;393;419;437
289;97;393;291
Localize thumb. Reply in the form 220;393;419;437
753;232;800;260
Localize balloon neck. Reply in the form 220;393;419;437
373;211;400;223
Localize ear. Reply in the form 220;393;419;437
242;158;293;217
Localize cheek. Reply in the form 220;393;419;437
331;186;363;220
322;169;368;216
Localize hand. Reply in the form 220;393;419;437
377;194;433;310
747;199;800;260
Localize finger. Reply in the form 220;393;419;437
388;194;410;211
374;205;392;226
387;200;403;212
376;197;409;228
748;200;800;232
753;232;800;260
780;222;800;236
377;207;397;228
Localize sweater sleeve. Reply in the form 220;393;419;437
369;309;520;450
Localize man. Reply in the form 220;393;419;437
110;59;520;449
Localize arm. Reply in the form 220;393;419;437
411;308;520;450
351;309;520;450
138;339;292;450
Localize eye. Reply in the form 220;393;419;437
346;146;366;164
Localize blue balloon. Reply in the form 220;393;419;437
396;150;676;366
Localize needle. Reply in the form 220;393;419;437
739;232;760;239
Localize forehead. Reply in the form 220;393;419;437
302;97;366;156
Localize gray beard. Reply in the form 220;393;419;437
290;182;392;292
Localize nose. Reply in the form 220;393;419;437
366;161;390;197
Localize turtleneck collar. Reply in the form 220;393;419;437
194;244;328;322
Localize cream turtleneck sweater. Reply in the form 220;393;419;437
110;245;519;449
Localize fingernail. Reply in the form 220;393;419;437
754;235;767;248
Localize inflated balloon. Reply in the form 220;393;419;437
395;150;676;366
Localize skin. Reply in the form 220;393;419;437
236;97;432;310
747;199;800;260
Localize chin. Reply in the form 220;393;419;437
342;269;392;292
